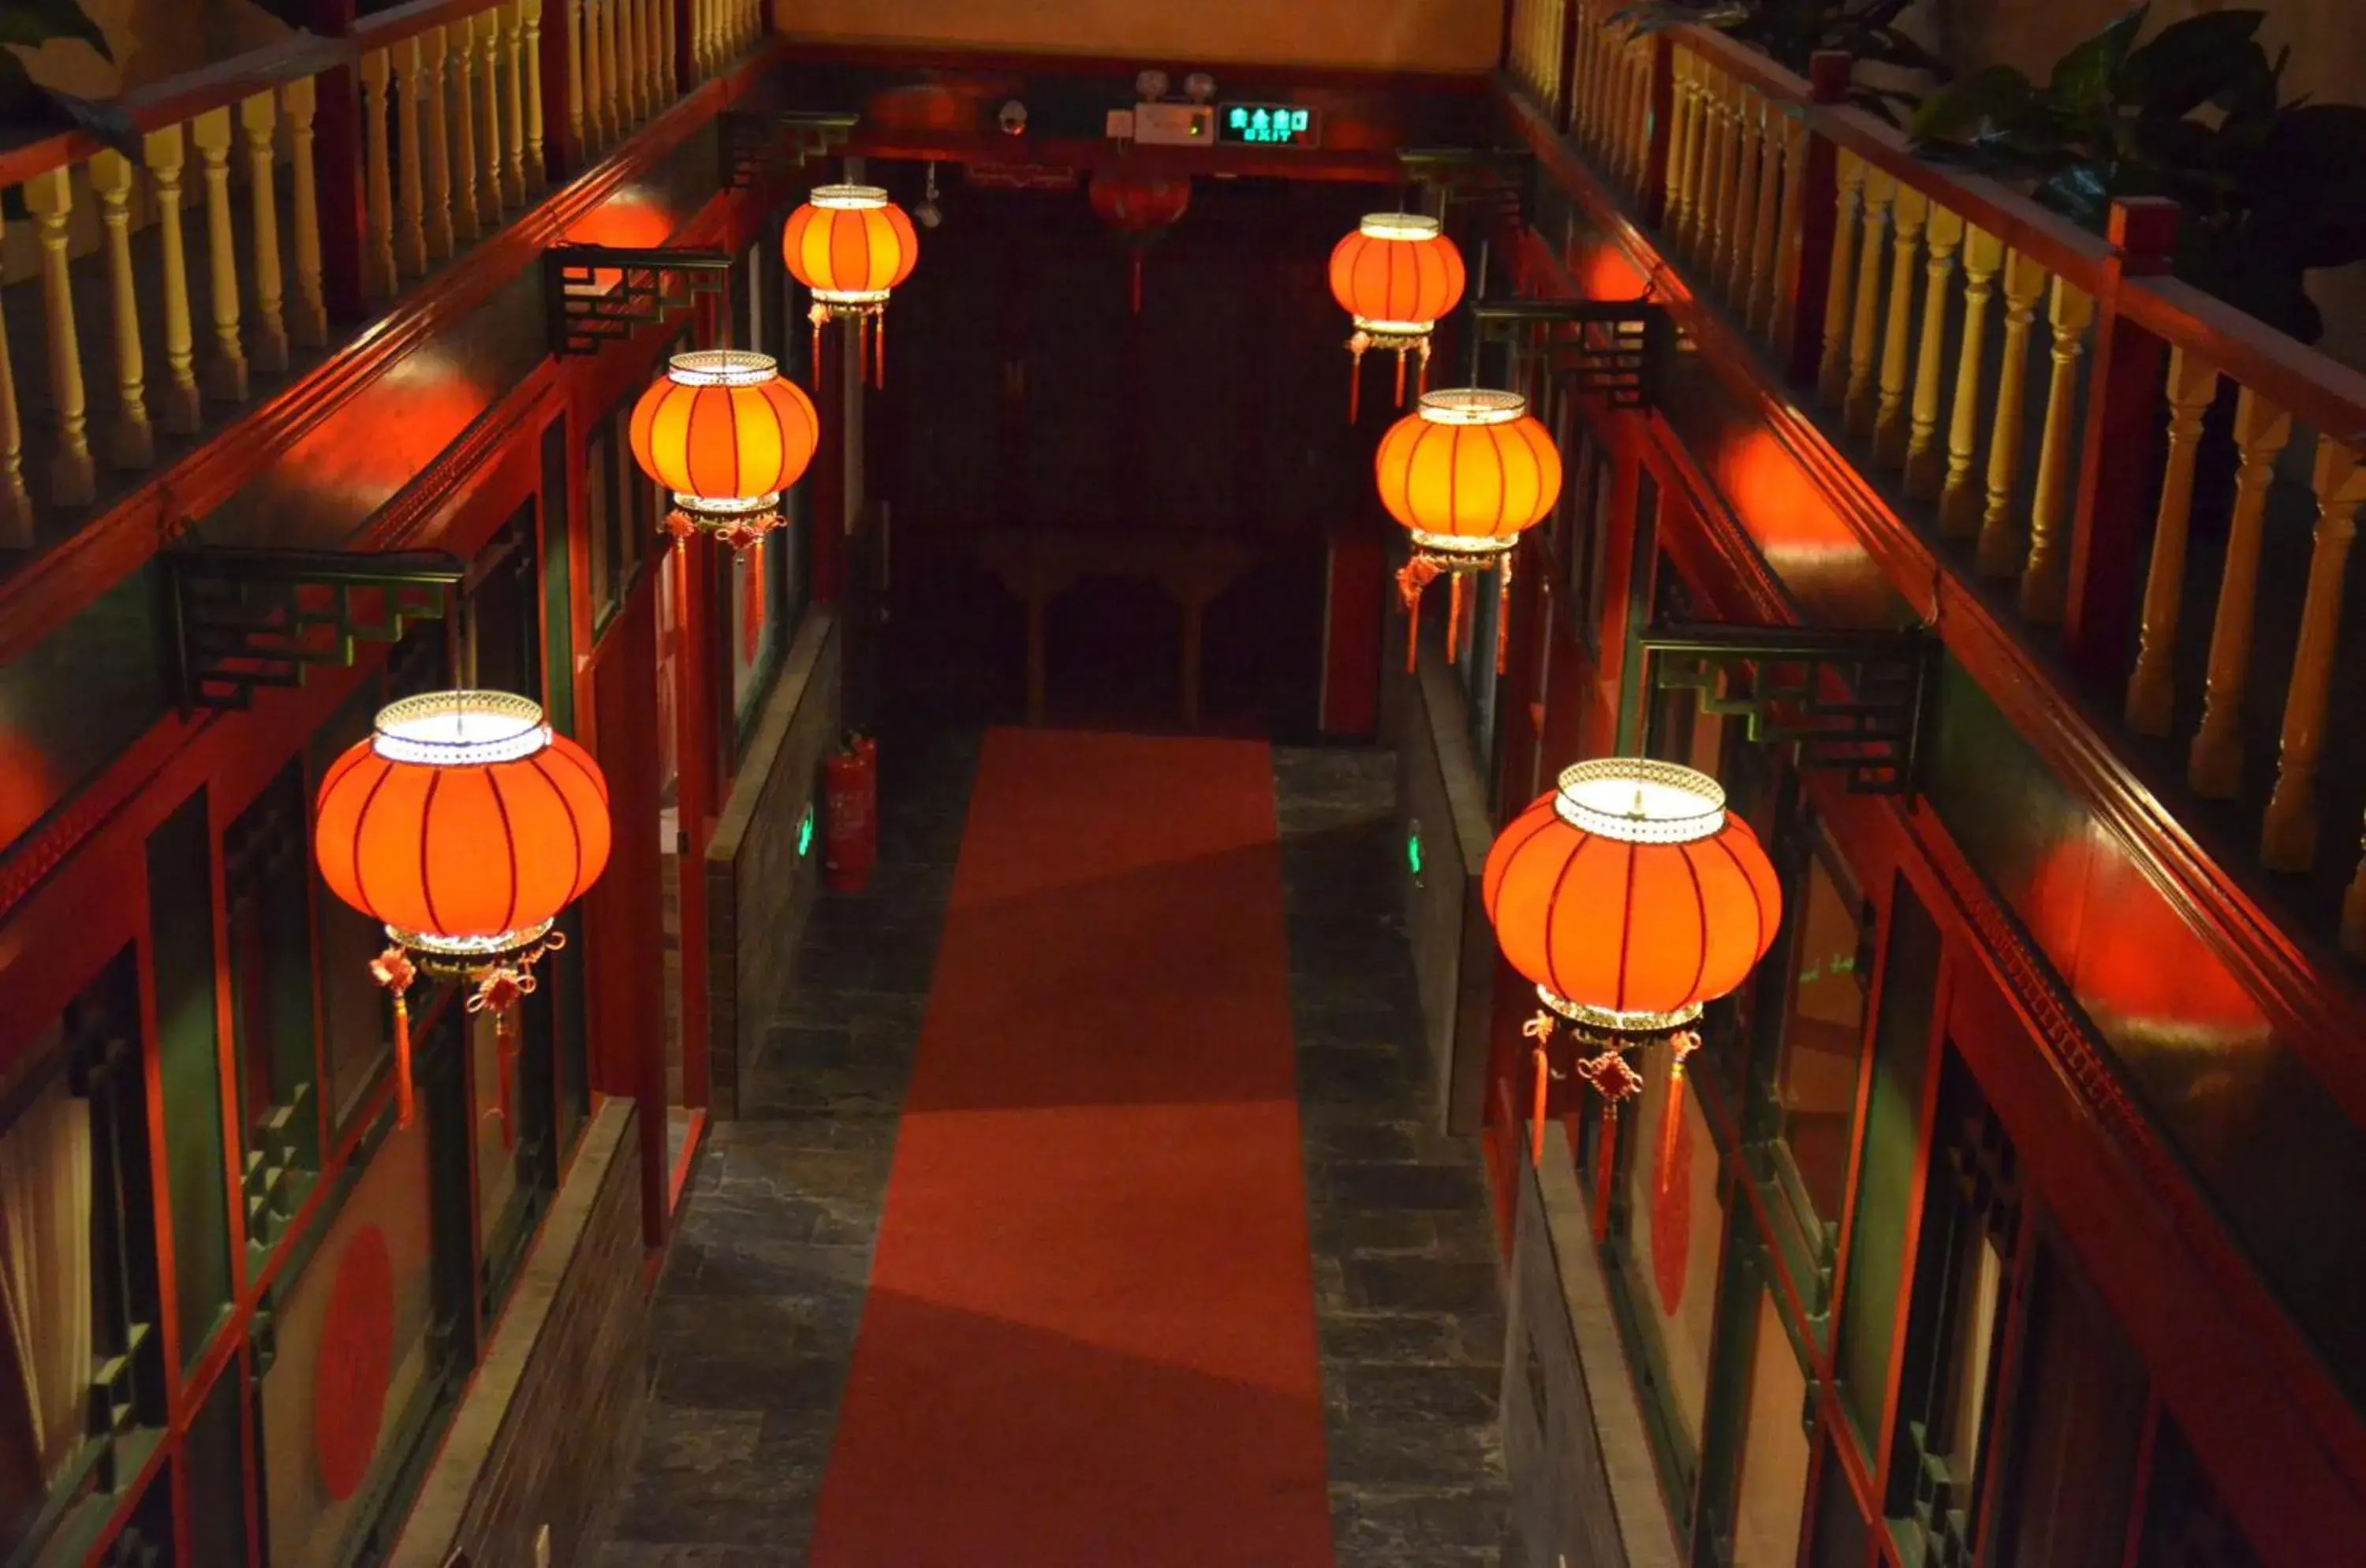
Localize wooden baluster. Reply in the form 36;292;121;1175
0;206;29;536
562;0;585;161
192;107;250;404
700;0;718;78
421;27;455;260
2018;276;2095;622
1870;185;1925;461
522;0;547;191
141;126;203;433
2187;387;2293;798
500;2;528;205
89;152;153;469
1815;150;1864;407
239;91;289;375
1574;6;1603;151
1666;49;1700;252
1618;38;1645;190
393;39;429;276
282;78;327;349
1973;249;2045;576
1744;95;1782;335
1725;91;1763;308
2262;441;2366;870
1901;204;1962;494
359;50;399;299
1842;166;1894;439
479;9;506;211
616;0;641;125
1713;75;1751;282
1689;62;1724;262
451;18;483;241
588;0;612;148
647;0;670;106
23;170;95;504
1780;54;1849;384
1938;226;2001;533
2124;353;2219;735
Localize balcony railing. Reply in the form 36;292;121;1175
0;0;769;562
1512;0;2366;964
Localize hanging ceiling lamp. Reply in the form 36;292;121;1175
782;184;920;389
1483;758;1782;1164
314;691;611;1130
1375;387;1560;672
1088;168;1192;315
1329;212;1467;421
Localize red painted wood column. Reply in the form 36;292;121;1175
2062;199;2180;693
1782;53;1851;386
311;0;366;324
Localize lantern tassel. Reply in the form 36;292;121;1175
744;535;766;662
1416;338;1431;396
1394;346;1407;408
1497;550;1514;676
496;1005;518;1152
392;995;413;1129
1592;1103;1619;1243
1396;557;1442;674
808;303;827;392
1446;572;1465;665
1530;1046;1551;1166
1346;332;1369;425
1655;1051;1688;1207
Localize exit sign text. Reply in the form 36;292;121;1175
1218;103;1320;147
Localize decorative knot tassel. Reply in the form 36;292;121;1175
1530;1045;1551;1165
1497;551;1514;676
392;995;413;1127
872;313;886;390
1655;1054;1687;1205
808;303;827;391
744;535;766;662
1446;572;1465;665
1394;347;1407;408
1416;341;1431;396
1592;1103;1619;1242
495;1006;518;1152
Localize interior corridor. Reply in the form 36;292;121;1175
592;711;1509;1566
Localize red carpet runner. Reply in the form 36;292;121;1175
808;728;1334;1567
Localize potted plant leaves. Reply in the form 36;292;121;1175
0;0;135;155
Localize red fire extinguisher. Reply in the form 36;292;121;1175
823;731;878;893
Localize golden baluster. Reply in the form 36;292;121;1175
1574;7;1603;150
282;77;327;348
1842;166;1894;439
2018;276;2095;622
192;107;249;404
701;0;718;77
1666;50;1700;252
0;207;29;536
23;170;95;504
2263;441;2366;870
521;0;547;192
615;0;641;125
238;91;289;375
2188;387;2293;798
1973;248;2046;576
1768;114;1808;352
477;9;505;212
421;26;455;260
450;18;483;241
394;37;429;276
141;126;202;434
1938;225;2001;535
562;0;584;160
1725;91;1763;308
1869;185;1926;460
1620;39;1647;191
1744;99;1782;336
647;0;670;105
588;0;613;148
89;152;153;469
501;2;528;206
1901;204;1962;495
358;50;399;300
1815;151;1864;409
2125;349;2221;736
1713;75;1751;282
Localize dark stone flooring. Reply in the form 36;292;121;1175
593;726;1506;1566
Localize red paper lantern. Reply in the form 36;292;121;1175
782;184;920;387
1088;169;1192;314
629;350;819;553
1483;759;1781;1156
1328;212;1467;419
1374;388;1562;671
314;691;611;1126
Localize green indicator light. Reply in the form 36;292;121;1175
1406;831;1424;878
797;805;815;858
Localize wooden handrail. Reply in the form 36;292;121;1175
351;0;516;51
0;32;350;192
1800;102;2116;286
2119;275;2366;445
1667;20;1815;106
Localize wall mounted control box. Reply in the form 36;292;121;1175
1128;103;1216;146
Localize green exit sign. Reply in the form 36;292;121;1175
1219;103;1319;147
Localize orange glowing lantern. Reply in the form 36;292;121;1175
782;184;920;388
1483;758;1782;1159
629;350;819;554
1329;212;1467;420
314;692;611;1129
1088;168;1192;315
1375;388;1561;672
